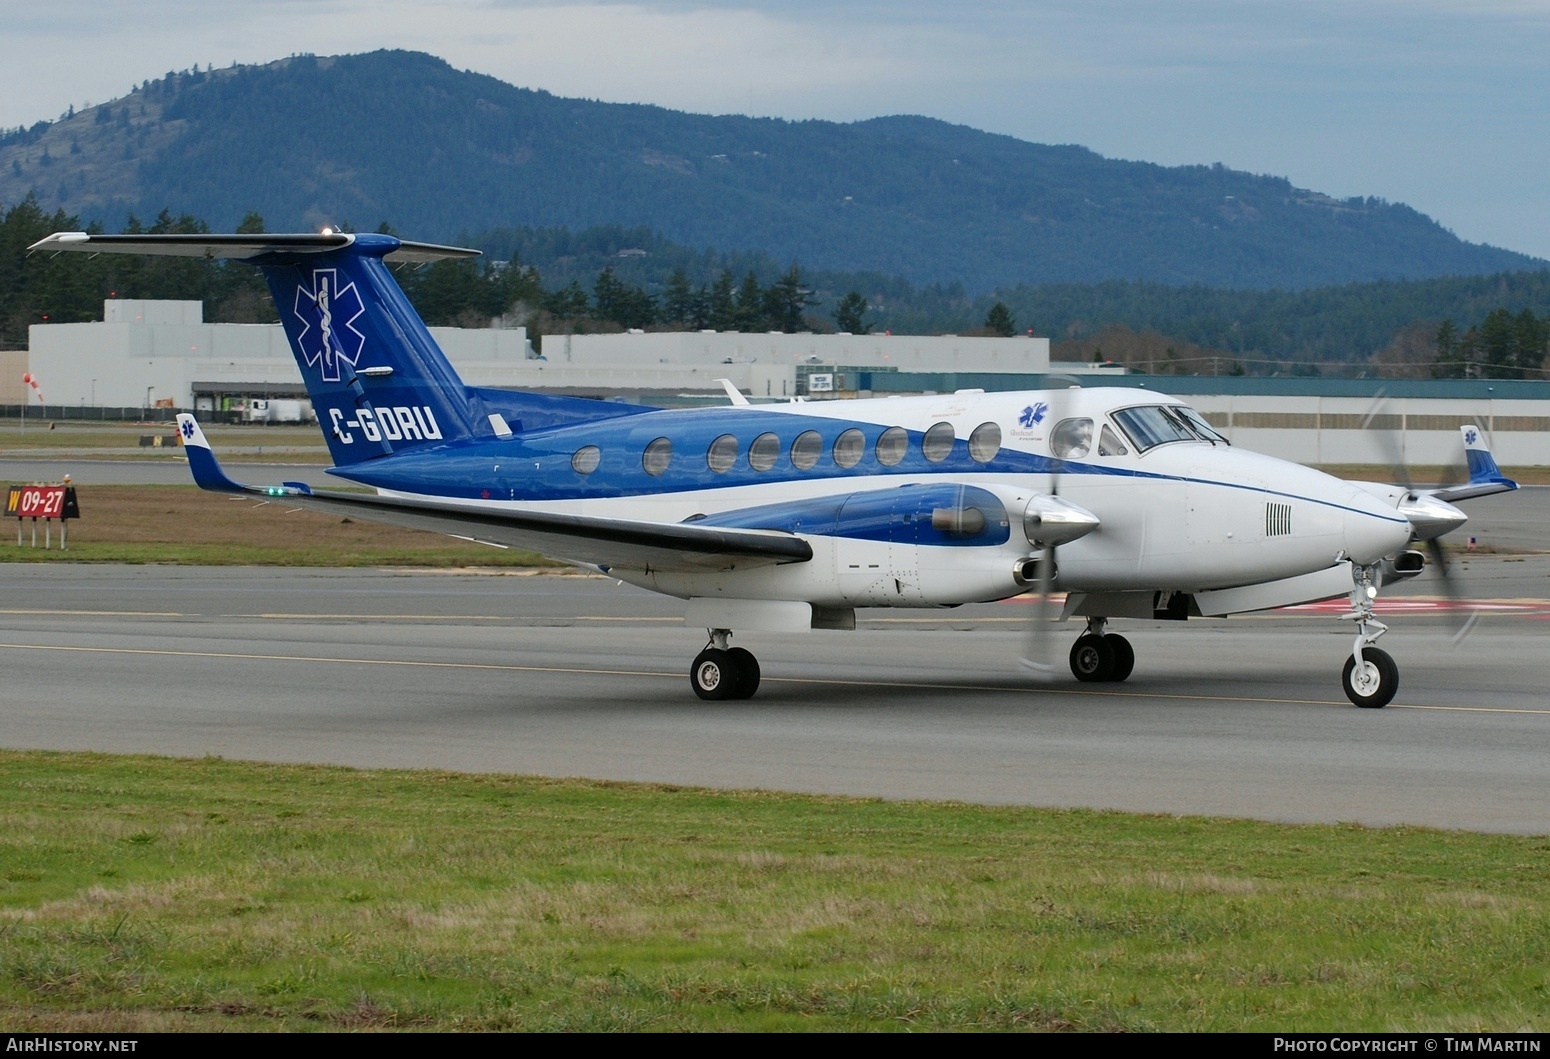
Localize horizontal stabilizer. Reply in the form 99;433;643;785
28;231;478;264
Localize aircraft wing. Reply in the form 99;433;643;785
1429;425;1518;502
177;416;812;572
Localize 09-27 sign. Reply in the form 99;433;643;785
6;484;73;520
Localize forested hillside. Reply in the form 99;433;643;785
6;199;1547;378
1;50;1540;293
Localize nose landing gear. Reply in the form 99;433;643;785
1340;564;1399;708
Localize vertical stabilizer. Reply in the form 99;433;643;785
258;235;479;465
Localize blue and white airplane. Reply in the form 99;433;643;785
31;230;1517;706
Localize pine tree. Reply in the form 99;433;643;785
984;301;1016;337
833;290;870;334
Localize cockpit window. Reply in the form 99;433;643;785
1111;406;1198;452
1098;424;1128;457
1050;418;1093;460
1173;405;1230;445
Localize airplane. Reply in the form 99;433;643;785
29;229;1518;707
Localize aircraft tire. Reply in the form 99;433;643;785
727;647;761;699
1104;634;1135;682
1342;647;1398;708
1069;634;1116;683
691;648;742;701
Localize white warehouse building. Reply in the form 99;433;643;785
20;300;1550;465
26;300;1051;409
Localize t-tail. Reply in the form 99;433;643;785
28;230;484;466
256;234;480;465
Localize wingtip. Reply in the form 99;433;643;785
177;414;248;493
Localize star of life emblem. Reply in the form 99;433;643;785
294;269;366;383
1019;402;1049;429
1464;427;1478;446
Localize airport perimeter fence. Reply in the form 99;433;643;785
2;404;188;423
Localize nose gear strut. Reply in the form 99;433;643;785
1338;562;1398;708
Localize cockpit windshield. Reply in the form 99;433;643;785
1111;404;1228;452
1172;405;1230;445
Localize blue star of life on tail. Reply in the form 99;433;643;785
293;268;366;383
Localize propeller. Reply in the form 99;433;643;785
1020;376;1091;678
1360;394;1477;642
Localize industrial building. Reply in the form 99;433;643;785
10;300;1550;464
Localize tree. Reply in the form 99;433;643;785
833;290;870;334
543;281;589;319
1431;319;1465;379
763;265;815;333
984;301;1016;337
707;270;737;331
733;271;765;332
661;268;695;326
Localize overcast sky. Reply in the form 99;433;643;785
3;0;1547;261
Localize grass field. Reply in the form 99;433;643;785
3;485;555;566
2;421;331;461
1;750;1546;1032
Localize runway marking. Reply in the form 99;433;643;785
0;609;184;617
4;641;1549;716
250;613;681;622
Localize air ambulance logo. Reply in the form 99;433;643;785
294;268;366;383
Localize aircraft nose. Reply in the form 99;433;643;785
1341;490;1415;564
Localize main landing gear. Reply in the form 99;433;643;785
1068;617;1134;683
1339;563;1399;708
690;629;761;700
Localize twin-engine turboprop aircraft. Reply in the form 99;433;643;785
31;230;1517;706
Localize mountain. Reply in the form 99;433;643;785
1;50;1541;292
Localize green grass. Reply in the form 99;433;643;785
1;750;1545;1032
2;421;330;461
3;486;556;567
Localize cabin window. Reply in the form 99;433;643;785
643;436;673;476
922;421;956;463
875;426;908;467
1098;424;1128;457
968;421;1001;463
707;433;738;474
790;430;823;471
1111;406;1196;452
1050;418;1093;460
748;431;780;471
833;428;865;469
571;445;601;475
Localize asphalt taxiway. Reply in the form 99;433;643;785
2;559;1546;834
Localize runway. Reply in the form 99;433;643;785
2;561;1547;834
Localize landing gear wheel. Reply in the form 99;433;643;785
1070;634;1116;683
691;648;742;701
727;647;761;699
1103;634;1135;682
1342;647;1398;708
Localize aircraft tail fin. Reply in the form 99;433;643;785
31;231;485;467
253;234;482;466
